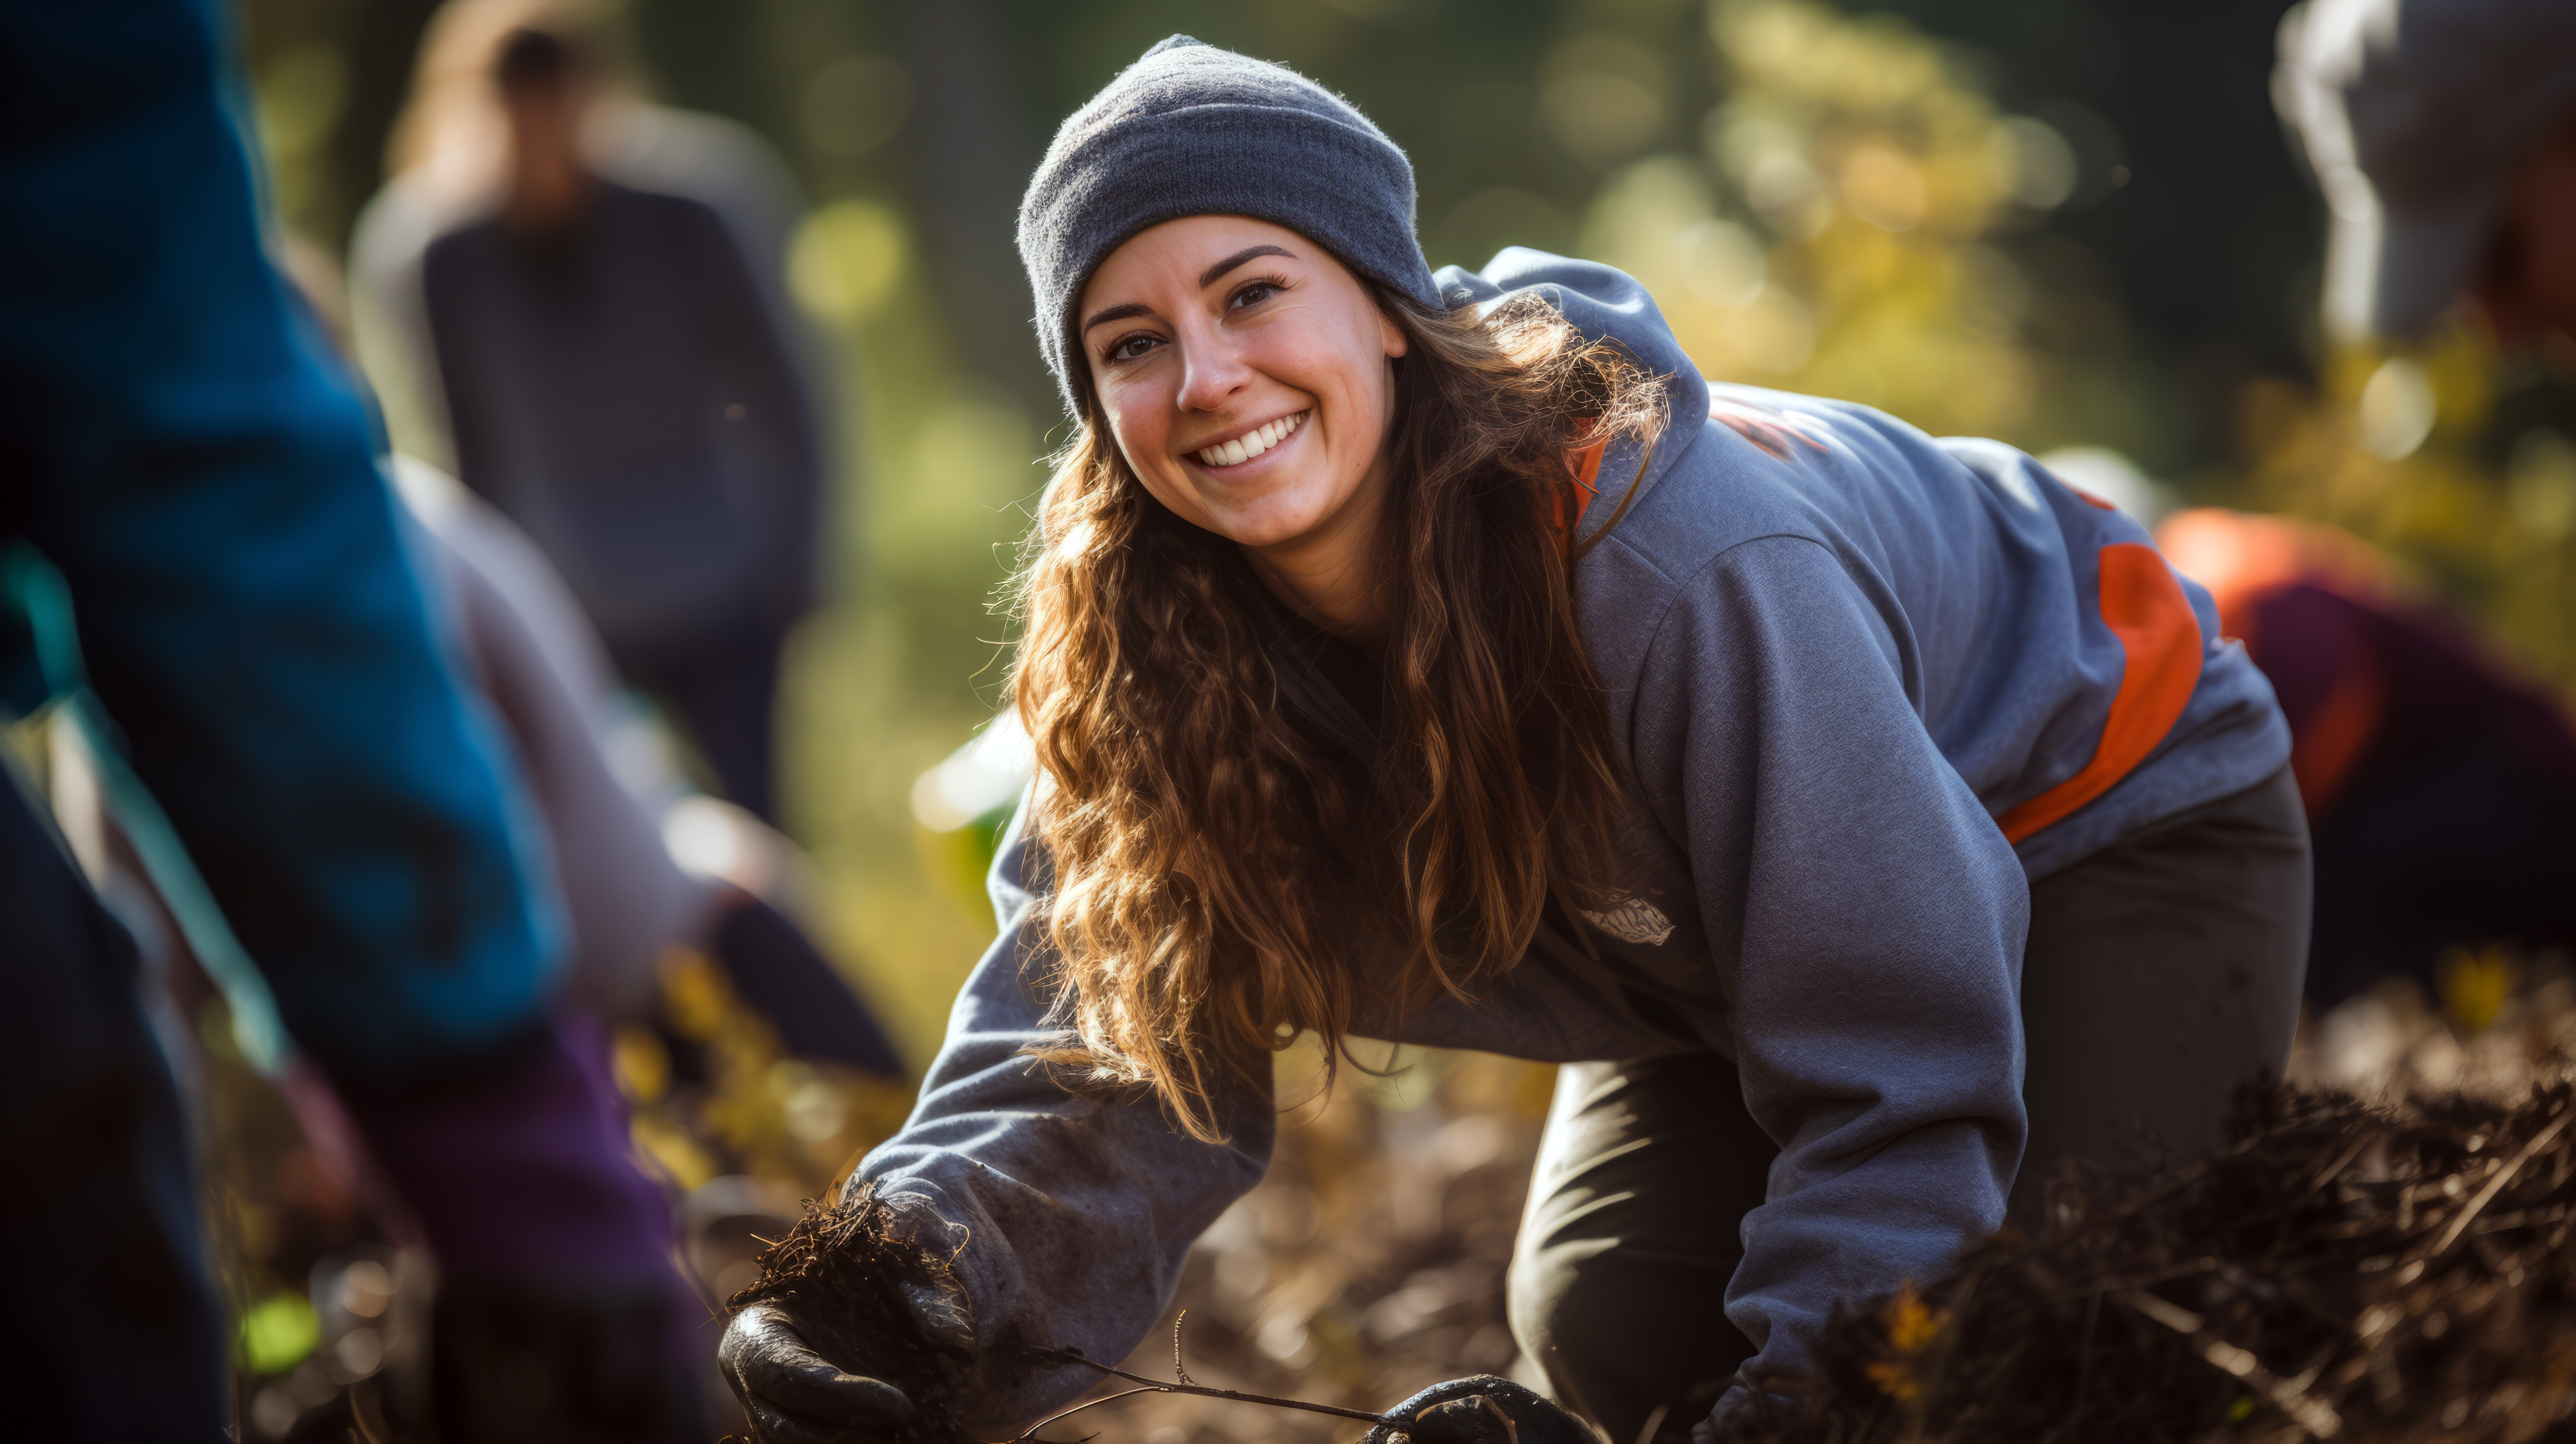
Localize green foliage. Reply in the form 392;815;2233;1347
2224;328;2576;693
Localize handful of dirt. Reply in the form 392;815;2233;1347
728;1183;985;1444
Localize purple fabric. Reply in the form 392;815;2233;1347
2247;581;2576;786
341;1015;675;1281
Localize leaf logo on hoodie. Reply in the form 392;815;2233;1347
1581;894;1676;947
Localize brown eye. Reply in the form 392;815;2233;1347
1229;281;1279;309
1107;333;1162;363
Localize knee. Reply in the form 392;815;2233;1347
1508;1237;1745;1440
1505;1238;1618;1398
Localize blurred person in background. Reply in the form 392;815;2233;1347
2155;509;2576;1006
2274;0;2576;353
718;37;2304;1444
2166;0;2576;1006
325;0;892;1083
351;0;813;478
392;12;824;826
0;2;704;1439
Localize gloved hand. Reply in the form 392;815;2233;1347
721;1302;919;1444
1361;1376;1597;1444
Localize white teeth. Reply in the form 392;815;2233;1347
1197;410;1308;467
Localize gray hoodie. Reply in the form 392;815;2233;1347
852;252;2290;1432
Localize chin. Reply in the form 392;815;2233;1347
1197;504;1325;549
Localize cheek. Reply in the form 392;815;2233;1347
1097;376;1171;472
1100;405;1208;523
1320;334;1397;454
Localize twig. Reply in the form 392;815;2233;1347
2114;1291;2343;1438
1016;1340;1395;1438
2064;1255;2223;1300
1015;1385;1164;1442
2304;1133;2377;1198
1171;1311;1194;1387
2424;1104;2572;1260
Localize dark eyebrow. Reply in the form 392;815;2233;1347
1079;301;1154;334
1079;245;1297;335
1198;243;1295;289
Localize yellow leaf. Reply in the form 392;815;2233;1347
1883;1282;1948;1353
2439;945;2518;1036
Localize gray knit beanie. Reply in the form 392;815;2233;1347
1016;35;1447;417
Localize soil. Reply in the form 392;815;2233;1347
727;1183;988;1444
1734;1084;2576;1444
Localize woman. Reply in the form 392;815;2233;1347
722;36;2305;1444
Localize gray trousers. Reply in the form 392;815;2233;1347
1506;767;2311;1443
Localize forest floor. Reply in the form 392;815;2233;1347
204;949;2576;1443
1035;955;2576;1444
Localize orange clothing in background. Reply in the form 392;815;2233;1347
2158;508;2576;1001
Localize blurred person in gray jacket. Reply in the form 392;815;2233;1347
409;20;823;824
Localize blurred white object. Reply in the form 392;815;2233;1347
663;793;790;899
2035;445;2178;526
2273;0;2576;338
911;711;1035;833
2357;355;2438;459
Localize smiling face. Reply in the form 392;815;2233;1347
1077;215;1409;630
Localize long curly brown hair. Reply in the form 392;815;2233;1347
1009;290;1668;1142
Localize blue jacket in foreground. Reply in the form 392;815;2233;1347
0;0;561;1085
855;251;2291;1429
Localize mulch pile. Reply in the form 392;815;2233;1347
728;1183;989;1444
1737;1084;2576;1444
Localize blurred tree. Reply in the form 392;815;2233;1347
237;0;2326;465
234;0;445;253
1575;1;2150;455
1871;0;2323;470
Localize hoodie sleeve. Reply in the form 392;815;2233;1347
1623;532;2028;1394
847;793;1276;1436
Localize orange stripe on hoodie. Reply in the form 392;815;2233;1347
1994;542;2204;842
1552;437;1607;544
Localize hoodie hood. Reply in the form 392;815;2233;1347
1434;249;1712;541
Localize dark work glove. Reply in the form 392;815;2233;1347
1362;1376;1598;1444
721;1302;919;1444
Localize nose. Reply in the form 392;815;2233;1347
1173;329;1253;414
